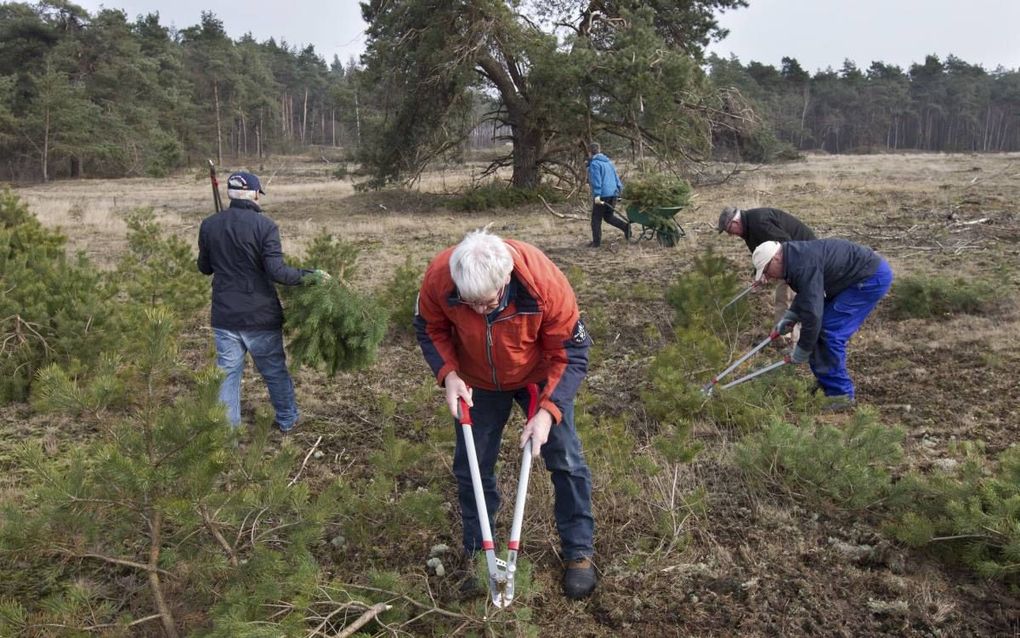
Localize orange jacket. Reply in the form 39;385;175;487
414;239;591;423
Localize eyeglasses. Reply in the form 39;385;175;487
459;284;506;312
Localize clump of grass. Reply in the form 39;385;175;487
446;183;562;212
888;274;998;319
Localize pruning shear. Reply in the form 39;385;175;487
457;383;539;608
701;331;786;395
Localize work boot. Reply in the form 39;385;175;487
454;553;485;600
562;557;597;600
821;396;856;413
586;241;600;248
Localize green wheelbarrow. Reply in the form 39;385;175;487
624;204;686;247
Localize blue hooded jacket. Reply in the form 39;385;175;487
587;153;623;199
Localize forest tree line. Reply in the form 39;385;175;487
0;1;364;181
2;2;1019;184
708;53;1020;154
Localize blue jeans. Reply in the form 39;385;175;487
213;328;299;429
810;259;894;398
452;386;594;561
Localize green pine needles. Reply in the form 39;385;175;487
283;231;388;374
284;274;388;375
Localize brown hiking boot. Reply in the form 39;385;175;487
562;557;597;600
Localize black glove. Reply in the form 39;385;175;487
787;344;811;365
775;310;799;335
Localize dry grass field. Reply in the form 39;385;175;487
6;151;1020;636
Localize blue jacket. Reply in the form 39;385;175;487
197;199;310;331
587;153;623;199
784;239;882;351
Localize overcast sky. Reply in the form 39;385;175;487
75;0;368;65
707;0;1020;72
74;1;1020;73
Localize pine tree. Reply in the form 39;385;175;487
1;305;341;636
281;231;388;374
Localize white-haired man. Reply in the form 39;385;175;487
414;229;597;600
751;238;893;409
198;171;324;432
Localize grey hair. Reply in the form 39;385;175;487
589;142;600;155
449;229;513;301
227;189;259;201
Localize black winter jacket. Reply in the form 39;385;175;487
197;199;309;330
783;239;882;351
741;207;816;252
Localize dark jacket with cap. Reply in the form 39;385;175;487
783;238;882;351
197;199;310;331
741;208;816;252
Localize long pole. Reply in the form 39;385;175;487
208;160;223;213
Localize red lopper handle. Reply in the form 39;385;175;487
458;397;472;426
526;383;539;420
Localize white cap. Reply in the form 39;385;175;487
752;241;782;281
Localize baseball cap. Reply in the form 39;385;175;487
752;241;781;281
226;171;265;194
717;206;739;233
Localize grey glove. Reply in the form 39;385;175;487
594;196;604;205
775;310;799;335
788;344;811;365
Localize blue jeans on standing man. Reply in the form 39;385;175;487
452;386;595;561
213;328;299;430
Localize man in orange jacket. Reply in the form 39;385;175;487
414;229;596;600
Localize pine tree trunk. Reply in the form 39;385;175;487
147;510;179;638
241;111;248;156
354;89;362;147
301;87;308;145
510;123;542;189
214;82;223;166
257;115;263;162
42;107;49;182
332;108;336;147
281;94;287;139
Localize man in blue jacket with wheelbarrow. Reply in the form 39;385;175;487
751;238;893;411
587;143;630;247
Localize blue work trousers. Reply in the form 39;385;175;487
810;259;894;398
213;328;299;430
452;386;595;561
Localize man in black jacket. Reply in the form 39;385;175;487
718;206;817;343
197;171;324;432
751;239;893;409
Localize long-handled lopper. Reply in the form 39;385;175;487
717;356;788;390
457;383;539;608
722;281;759;310
701;331;784;395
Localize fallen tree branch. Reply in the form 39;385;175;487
536;193;587;221
290;436;323;487
335;602;391;638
